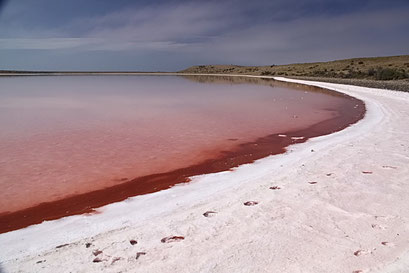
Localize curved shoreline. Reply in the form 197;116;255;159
0;77;365;234
5;76;409;273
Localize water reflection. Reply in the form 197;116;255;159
180;74;346;97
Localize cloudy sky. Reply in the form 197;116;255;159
0;0;408;71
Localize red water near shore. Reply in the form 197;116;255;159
0;76;365;234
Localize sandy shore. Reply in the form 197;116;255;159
1;77;409;273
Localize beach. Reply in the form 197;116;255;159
1;76;409;273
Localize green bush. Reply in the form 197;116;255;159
375;67;408;80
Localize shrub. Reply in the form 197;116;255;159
367;68;376;76
375;67;408;80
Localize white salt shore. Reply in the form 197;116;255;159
1;76;409;273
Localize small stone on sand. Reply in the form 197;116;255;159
129;239;138;245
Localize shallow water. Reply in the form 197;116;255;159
0;75;361;217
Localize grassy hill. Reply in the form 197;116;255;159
181;55;409;91
181;55;409;80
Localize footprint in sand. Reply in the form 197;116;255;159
203;211;217;217
371;223;387;230
93;257;103;263
381;241;395;247
353;249;372;256
135;252;146;260
55;243;69;249
374;215;396;221
93;249;103;256
244;201;258;206
111;257;122;265
382;165;397;169
161;236;185;243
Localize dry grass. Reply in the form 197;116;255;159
181;55;409;79
181;55;409;91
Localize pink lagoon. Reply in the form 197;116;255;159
0;75;364;233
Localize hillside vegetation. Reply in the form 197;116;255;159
182;55;409;80
181;55;409;91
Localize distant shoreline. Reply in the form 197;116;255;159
2;55;408;91
0;71;173;76
1;70;409;92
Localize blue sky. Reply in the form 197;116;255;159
0;0;408;71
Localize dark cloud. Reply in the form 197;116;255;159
0;0;408;70
0;0;7;14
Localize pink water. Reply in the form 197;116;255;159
0;75;348;214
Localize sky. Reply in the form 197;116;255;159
0;0;408;71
